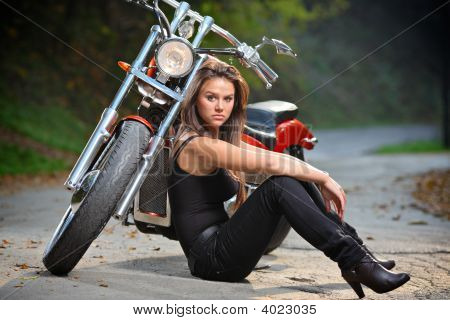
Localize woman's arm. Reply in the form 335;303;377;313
187;137;328;184
240;141;329;176
184;137;346;219
240;141;347;219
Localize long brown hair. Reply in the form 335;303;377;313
172;57;249;212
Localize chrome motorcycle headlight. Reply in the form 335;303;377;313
155;38;194;78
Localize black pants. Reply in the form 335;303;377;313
188;175;367;282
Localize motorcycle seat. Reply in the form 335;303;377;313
244;100;298;149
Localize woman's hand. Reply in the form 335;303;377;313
318;175;347;221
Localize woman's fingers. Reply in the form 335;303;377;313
320;175;347;221
333;185;345;220
341;188;347;208
325;199;331;213
339;193;345;211
330;200;336;213
334;198;342;218
341;189;347;219
320;185;331;213
333;193;344;221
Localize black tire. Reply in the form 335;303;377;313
264;145;304;254
263;216;292;254
43;121;151;275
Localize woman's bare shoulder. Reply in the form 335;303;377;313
173;131;200;149
176;135;217;176
174;132;217;175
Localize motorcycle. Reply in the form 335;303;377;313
43;0;323;275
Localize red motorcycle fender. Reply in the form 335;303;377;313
119;115;155;134
274;118;315;152
241;133;269;150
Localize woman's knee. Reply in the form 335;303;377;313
268;175;298;184
267;175;304;191
257;175;293;201
266;175;311;200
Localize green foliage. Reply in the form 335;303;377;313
0;142;67;176
0;0;443;133
0;97;91;153
179;0;441;129
272;0;442;128
0;0;444;177
375;140;449;154
188;0;349;92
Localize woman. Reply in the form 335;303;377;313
167;58;410;298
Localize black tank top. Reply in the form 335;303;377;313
167;135;239;255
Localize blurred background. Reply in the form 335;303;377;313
1;2;449;299
0;0;448;176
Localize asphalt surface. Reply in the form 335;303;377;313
0;124;449;300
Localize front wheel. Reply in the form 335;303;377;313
43;121;151;275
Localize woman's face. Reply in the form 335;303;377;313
196;77;235;136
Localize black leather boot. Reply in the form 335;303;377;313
341;255;410;299
362;244;396;270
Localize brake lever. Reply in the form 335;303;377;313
236;43;278;88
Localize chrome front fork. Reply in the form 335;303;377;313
114;55;208;219
64;26;162;190
65;3;210;220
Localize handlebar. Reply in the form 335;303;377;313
160;0;278;89
254;59;278;89
161;0;240;46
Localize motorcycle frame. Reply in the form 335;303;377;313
64;2;210;216
63;0;298;228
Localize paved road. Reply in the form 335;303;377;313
0;125;448;299
310;124;440;160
